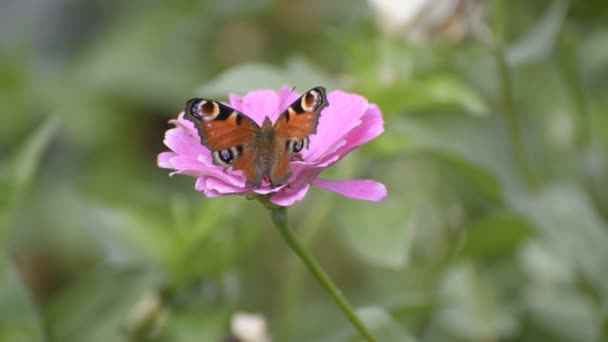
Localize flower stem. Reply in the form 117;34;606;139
265;203;377;342
278;193;335;340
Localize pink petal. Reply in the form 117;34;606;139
158;152;177;168
196;177;223;198
231;89;281;125
195;176;208;191
205;177;249;195
269;86;302;121
337;104;384;153
270;183;311;206
303;91;370;161
312;179;387;202
163;124;207;159
316;104;384;167
228;93;244;112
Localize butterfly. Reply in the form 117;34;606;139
184;87;329;188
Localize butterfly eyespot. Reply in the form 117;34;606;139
189;102;203;120
302;90;323;112
219;149;234;164
289;139;306;153
293;140;303;153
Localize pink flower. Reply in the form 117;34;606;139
158;86;387;206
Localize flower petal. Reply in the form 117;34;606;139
316;103;384;167
334;104;384;155
205;177;249;195
158;152;177;168
269;86;302;121
270;183;311;206
163;124;207;159
303;91;370;161
312;179;388;202
231;89;281;125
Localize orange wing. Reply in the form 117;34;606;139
185;99;259;172
185;99;259;151
274;87;329;146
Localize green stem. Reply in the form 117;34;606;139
278;193;335;340
265;203;376;342
559;24;589;150
492;0;540;192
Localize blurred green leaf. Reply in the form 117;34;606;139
525;285;599;341
0;259;45;342
430;262;518;341
579;28;608;79
1;115;60;242
509;185;608;302
507;0;570;65
366;125;416;157
164;307;230;342
433;152;504;204
337;197;412;269
459;213;535;259
45;265;161;342
10;115;60;204
420;76;489;116
199;56;337;97
362;75;488;117
356;307;416;342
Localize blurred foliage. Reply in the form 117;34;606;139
1;0;608;341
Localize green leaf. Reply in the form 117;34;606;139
525;281;600;341
432;151;504;204
506;0;570;65
420;76;489;116
2;115;60;240
459;213;535;259
509;184;608;302
579;28;608;78
356;307;416;342
337;197;412;269
430;262;518;341
11;115;61;203
361;75;488;117
44;265;161;342
164;307;230;342
0;258;45;342
198;56;336;97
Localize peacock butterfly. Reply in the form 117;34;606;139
184;87;328;188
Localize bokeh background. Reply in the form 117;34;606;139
1;0;608;341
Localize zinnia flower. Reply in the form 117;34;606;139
158;86;387;206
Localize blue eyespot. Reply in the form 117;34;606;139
292;140;304;153
219;149;234;164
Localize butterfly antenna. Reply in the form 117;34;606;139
238;98;256;115
271;86;297;119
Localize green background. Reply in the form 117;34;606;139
1;0;608;341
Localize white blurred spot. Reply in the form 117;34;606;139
231;312;271;342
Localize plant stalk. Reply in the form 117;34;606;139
492;0;540;192
266;203;376;342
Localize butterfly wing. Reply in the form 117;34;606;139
185;99;261;183
274;87;328;142
269;87;329;186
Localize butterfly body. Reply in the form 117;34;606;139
185;87;328;188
